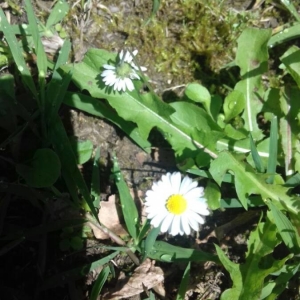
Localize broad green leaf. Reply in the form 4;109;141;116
280;45;300;87
16;149;61;188
169;101;221;132
209;151;299;214
146;241;219;263
285;173;300;187
70;236;84;251
262;263;300;300
223;90;245;122
184;82;211;115
220;196;264;208
235;28;271;139
112;155;139;241
216;217;293;300
90;266;110;300
195;151;212;168
205;180;221;210
211;94;223;121
69;138;93;164
224;124;248;140
61;48;218;159
176;262;191;300
63;91;151;152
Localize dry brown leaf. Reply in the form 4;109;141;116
89;194;128;239
89;190;145;240
102;259;165;299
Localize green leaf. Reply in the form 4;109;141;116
146;241;219;263
49;116;97;216
234;28;271;139
268;203;300;253
112;155;139;241
280;45;300;88
209;151;299;214
142;226;160;261
176;262;191;300
0;8;37;98
62;48;218;159
70;236;84;251
90;266;110;300
262;263;300;300
70;138;93;164
223;90;245;122
46;0;69;29
40;251;119;290
91;147;101;208
268;24;300;48
266;116;278;184
250;134;265;173
63;91;151;152
205;180;221;210
16;149;61;188
216;216;293;300
278;87;300;175
280;0;300;22
169;101;221;132
184;82;211;114
24;0;47;82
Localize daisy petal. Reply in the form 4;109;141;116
180;215;191;235
170;215;181;236
160;213;174;233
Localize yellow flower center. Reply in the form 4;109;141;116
166;194;187;215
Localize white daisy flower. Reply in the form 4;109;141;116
101;49;147;92
145;172;209;236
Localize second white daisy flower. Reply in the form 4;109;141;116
145;172;209;236
101;49;146;92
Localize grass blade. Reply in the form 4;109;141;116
0;8;37;98
267;116;278;184
46;0;69;29
91;147;101;208
142;226;160;261
280;0;300;22
268;203;300;252
40;251;119;290
24;0;47;79
49;116;98;218
176;262;191;300
249;134;265;173
112;155;139;242
90;265;110;300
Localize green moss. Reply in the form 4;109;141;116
62;0;292;90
